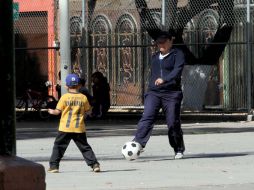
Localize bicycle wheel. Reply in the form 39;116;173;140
15;96;28;120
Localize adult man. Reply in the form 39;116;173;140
133;31;185;159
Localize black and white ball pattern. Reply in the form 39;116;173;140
121;141;142;161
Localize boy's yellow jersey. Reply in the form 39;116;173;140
56;92;91;133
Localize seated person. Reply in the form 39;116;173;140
90;71;110;118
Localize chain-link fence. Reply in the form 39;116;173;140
14;0;58;99
14;0;254;112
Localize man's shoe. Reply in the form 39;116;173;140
92;163;100;172
174;152;184;159
47;168;59;173
132;141;144;153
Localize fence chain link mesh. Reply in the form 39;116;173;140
14;0;254;112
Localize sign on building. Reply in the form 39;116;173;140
13;2;19;21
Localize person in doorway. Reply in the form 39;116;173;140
133;30;186;159
90;71;110;119
47;73;100;173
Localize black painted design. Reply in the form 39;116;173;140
134;0;234;65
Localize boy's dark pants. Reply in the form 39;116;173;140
134;91;185;153
49;132;99;169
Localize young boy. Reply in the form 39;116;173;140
47;73;100;173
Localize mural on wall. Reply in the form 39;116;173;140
91;15;111;77
85;0;236;109
133;0;235;109
115;14;141;105
134;0;234;65
95;38;108;75
120;38;134;84
117;15;137;85
87;0;234;65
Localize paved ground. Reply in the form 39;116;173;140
16;119;254;190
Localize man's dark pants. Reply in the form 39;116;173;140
134;91;185;153
49;132;99;169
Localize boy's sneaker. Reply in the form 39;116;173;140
174;152;184;159
47;168;59;173
92;163;100;172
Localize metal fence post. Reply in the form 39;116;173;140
161;0;166;28
161;0;176;30
161;0;170;30
0;0;16;155
246;0;252;120
59;0;71;95
82;0;86;29
81;0;87;79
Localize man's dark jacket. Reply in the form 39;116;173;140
148;48;185;93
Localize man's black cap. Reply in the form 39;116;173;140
155;30;174;43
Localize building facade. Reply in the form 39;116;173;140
14;0;57;97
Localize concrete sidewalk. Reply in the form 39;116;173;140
16;121;254;190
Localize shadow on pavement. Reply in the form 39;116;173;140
99;169;138;173
16;124;254;140
19;151;254;163
146;152;252;162
183;127;254;134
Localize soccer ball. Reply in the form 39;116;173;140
121;141;142;161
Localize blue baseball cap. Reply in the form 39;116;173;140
65;74;80;87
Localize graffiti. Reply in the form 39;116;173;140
134;0;234;65
95;38;108;75
120;37;133;84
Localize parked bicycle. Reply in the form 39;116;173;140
16;83;57;120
